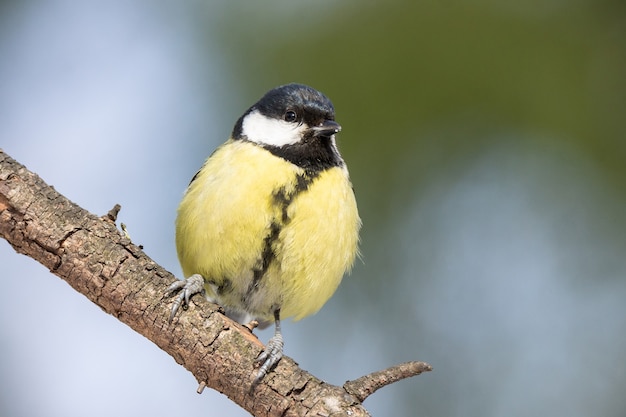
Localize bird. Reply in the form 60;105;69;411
167;83;361;384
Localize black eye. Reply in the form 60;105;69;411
284;110;297;123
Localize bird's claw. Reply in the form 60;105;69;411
165;274;205;322
253;333;284;384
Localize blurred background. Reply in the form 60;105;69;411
1;1;625;416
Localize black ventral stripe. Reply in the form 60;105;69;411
245;221;281;302
243;170;319;303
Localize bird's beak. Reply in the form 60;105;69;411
311;120;342;138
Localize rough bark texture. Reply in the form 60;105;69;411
1;149;429;416
344;361;432;403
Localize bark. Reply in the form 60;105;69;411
0;150;430;416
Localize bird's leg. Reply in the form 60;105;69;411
254;309;284;384
165;274;205;322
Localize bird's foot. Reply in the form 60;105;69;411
165;274;205;322
253;332;284;384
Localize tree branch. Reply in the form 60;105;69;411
344;362;433;403
0;149;430;416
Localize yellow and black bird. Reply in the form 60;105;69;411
167;83;361;382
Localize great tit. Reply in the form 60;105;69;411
167;83;361;383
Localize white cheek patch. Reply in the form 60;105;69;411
241;109;306;146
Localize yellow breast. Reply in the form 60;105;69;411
176;139;360;322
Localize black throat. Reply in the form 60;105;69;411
259;136;344;173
